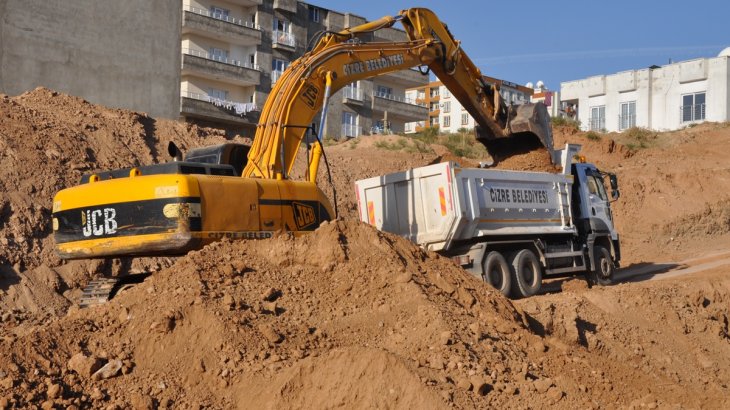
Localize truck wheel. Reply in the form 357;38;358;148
482;251;511;296
510;249;542;298
589;246;614;286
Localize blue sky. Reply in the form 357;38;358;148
311;0;730;89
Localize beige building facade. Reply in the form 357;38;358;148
180;0;428;138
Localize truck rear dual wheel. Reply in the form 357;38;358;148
482;251;512;297
510;249;542;298
588;245;614;286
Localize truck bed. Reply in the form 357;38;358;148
355;162;577;251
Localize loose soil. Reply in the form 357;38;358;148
1;89;730;409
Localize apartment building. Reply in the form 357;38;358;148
180;0;428;137
561;48;730;132
405;77;533;133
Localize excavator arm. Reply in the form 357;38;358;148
243;7;554;182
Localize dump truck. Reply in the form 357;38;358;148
355;144;620;297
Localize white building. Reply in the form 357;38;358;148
561;48;730;132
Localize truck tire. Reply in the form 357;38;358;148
510;249;542;298
589;245;614;286
482;251;511;296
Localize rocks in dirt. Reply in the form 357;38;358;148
130;393;154;410
92;360;122;381
533;377;553;394
67;353;103;378
46;383;62;399
257;324;283;344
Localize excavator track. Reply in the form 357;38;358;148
79;274;151;308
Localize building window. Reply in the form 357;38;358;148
376;85;392;98
430;88;439;98
273;18;290;32
442;89;450;98
430;102;439;112
442;101;451;113
589;105;606;131
210;6;230;20
461;113;469;125
681;92;706;122
430;117;439;126
272;59;289;84
208;88;228;101
309;6;320;22
443;116;451;128
619;101;636;130
417;90;425;100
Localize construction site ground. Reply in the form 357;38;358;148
0;88;729;409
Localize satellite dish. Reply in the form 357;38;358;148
536;80;545;89
719;47;730;57
525;82;534;89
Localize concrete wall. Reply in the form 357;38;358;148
0;0;182;119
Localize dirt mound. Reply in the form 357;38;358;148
518;268;730;408
0;88;231;315
0;221;538;408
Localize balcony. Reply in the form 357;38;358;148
341;124;361;138
181;91;260;126
273;0;297;13
182;6;261;46
378;68;428;89
342;87;364;105
182;49;261;86
372;92;428;122
227;0;263;5
272;30;296;50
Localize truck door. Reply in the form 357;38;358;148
583;167;615;235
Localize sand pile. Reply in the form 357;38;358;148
0;88;237;318
0;221;545;408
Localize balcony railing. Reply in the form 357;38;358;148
588;117;605;131
618;114;636;130
374;92;426;107
183;5;259;30
181;91;258;115
182;48;260;71
680;103;706;123
273;30;296;48
342;87;363;101
341;124;360;138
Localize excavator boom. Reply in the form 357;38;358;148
52;8;554;260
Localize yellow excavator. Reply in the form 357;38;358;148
52;8;554;265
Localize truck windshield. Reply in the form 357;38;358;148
587;175;608;201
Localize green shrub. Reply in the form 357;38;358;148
585;131;601;141
551;116;581;131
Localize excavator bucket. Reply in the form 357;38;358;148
508;102;555;158
475;102;555;165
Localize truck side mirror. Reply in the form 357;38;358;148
608;174;619;201
609;174;618;190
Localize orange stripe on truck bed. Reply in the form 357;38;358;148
439;187;447;216
367;201;376;225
